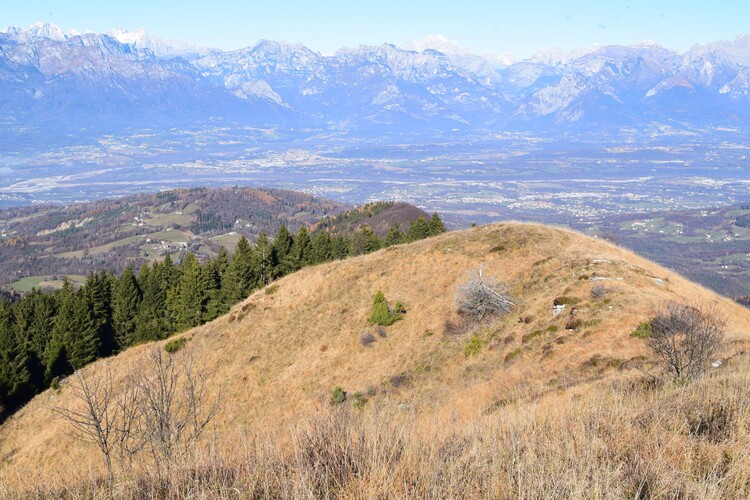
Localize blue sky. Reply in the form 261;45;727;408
4;1;749;57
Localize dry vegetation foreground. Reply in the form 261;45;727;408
1;223;750;497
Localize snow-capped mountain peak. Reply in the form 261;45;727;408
1;22;65;41
404;35;472;55
105;27;209;59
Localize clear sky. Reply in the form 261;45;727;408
3;1;749;57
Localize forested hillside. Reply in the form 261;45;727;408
0;187;346;290
0;215;445;419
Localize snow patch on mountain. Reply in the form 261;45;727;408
2;22;65;41
404;35;472;55
106;27;209;59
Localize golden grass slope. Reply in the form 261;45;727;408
1;222;749;483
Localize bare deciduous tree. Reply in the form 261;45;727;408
113;375;147;469
646;302;725;380
54;347;222;483
53;370;117;483
136;347;222;476
456;264;515;324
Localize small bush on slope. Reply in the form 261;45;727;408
368;291;402;326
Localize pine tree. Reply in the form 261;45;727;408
351;224;380;255
310;231;334;264
162;253;180;290
64;290;101;370
222;236;257;304
289;227;312;270
331;235;350;260
255;231;273;286
135;262;169;342
46;282;76;380
12;290;55;389
428;213;446;236
0;300;33;411
168;253;208;330
203;257;228;322
272;224;294;276
214;246;230;276
84;271;114;356
407;216;430;242
384;224;405;247
111;267;141;350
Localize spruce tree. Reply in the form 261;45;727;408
46;282;76;379
384;224;404;247
162;253;180;290
222;236;257;304
84;271;114;356
0;300;33;411
255;231;273;286
310;231;334;264
407;216;430;242
112;267;141;350
203;257;227;322
289;226;311;270
168;252;208;330
12;290;55;389
214;246;230;276
64;290;101;370
428;213;446;236
135;262;169;342
272;224;294;276
331;235;350;260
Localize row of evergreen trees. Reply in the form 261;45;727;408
0;215;445;416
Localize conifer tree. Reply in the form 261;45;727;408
384;224;405;247
0;300;33;411
135;262;169;341
331;235;350;260
112;267;141;350
64;290;101;370
46;282;76;380
222;236;257;304
161;253;180;290
203;256;227;321
214;246;230;276
289;226;312;270
407;216;430;242
350;225;379;255
84;271;114;356
272;224;294;276
310;231;334;264
168;253;208;330
428;213;446;236
255;231;274;286
12;290;54;390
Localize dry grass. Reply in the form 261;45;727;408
1;222;749;494
4;354;750;498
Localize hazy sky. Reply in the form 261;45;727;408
4;1;749;57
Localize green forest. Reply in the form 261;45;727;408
0;215;445;418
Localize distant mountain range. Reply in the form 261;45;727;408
2;23;750;140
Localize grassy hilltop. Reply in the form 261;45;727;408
1;222;749;497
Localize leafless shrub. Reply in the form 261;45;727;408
360;331;376;347
456;265;515;325
646;302;725;381
591;285;611;298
